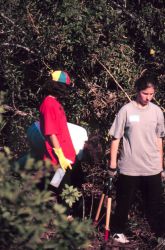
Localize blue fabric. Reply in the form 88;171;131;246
27;122;45;158
59;71;66;83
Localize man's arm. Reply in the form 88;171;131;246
157;137;163;169
49;134;60;148
49;134;72;171
110;138;120;169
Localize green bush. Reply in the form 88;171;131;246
60;184;82;208
1;1;164;155
0;152;94;250
0;2;164;248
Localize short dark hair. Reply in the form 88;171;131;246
42;79;68;99
135;72;158;92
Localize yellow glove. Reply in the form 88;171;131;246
53;147;72;171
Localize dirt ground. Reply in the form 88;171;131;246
87;215;165;250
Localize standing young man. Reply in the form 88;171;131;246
109;72;165;244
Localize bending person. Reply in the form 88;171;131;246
27;120;88;187
40;70;76;176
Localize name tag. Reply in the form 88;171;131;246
129;115;140;122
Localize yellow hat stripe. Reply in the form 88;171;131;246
51;71;61;81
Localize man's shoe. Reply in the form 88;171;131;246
113;233;129;243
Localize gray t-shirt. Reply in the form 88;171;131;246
109;101;165;176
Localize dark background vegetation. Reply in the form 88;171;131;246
0;0;165;249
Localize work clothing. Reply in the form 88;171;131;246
110;101;164;176
110;101;165;237
113;173;165;236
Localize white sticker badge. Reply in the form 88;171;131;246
129;115;140;122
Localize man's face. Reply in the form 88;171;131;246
137;86;155;106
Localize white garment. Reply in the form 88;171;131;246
51;123;88;187
28;121;88;160
27;121;88;188
67;123;88;160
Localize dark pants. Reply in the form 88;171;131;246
49;159;84;193
49;159;84;216
113;173;165;237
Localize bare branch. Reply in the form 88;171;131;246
26;7;40;35
111;2;137;20
1;43;35;54
2;105;33;117
0;31;12;35
95;57;132;102
0;13;27;35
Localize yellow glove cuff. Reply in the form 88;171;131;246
53;147;72;171
53;147;63;158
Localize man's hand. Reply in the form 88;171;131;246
53;147;72;172
108;167;118;177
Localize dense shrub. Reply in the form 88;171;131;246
0;0;164;155
0;151;94;250
0;1;164;248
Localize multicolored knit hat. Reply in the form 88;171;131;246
51;70;71;85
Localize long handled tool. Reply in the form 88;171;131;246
94;177;113;241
